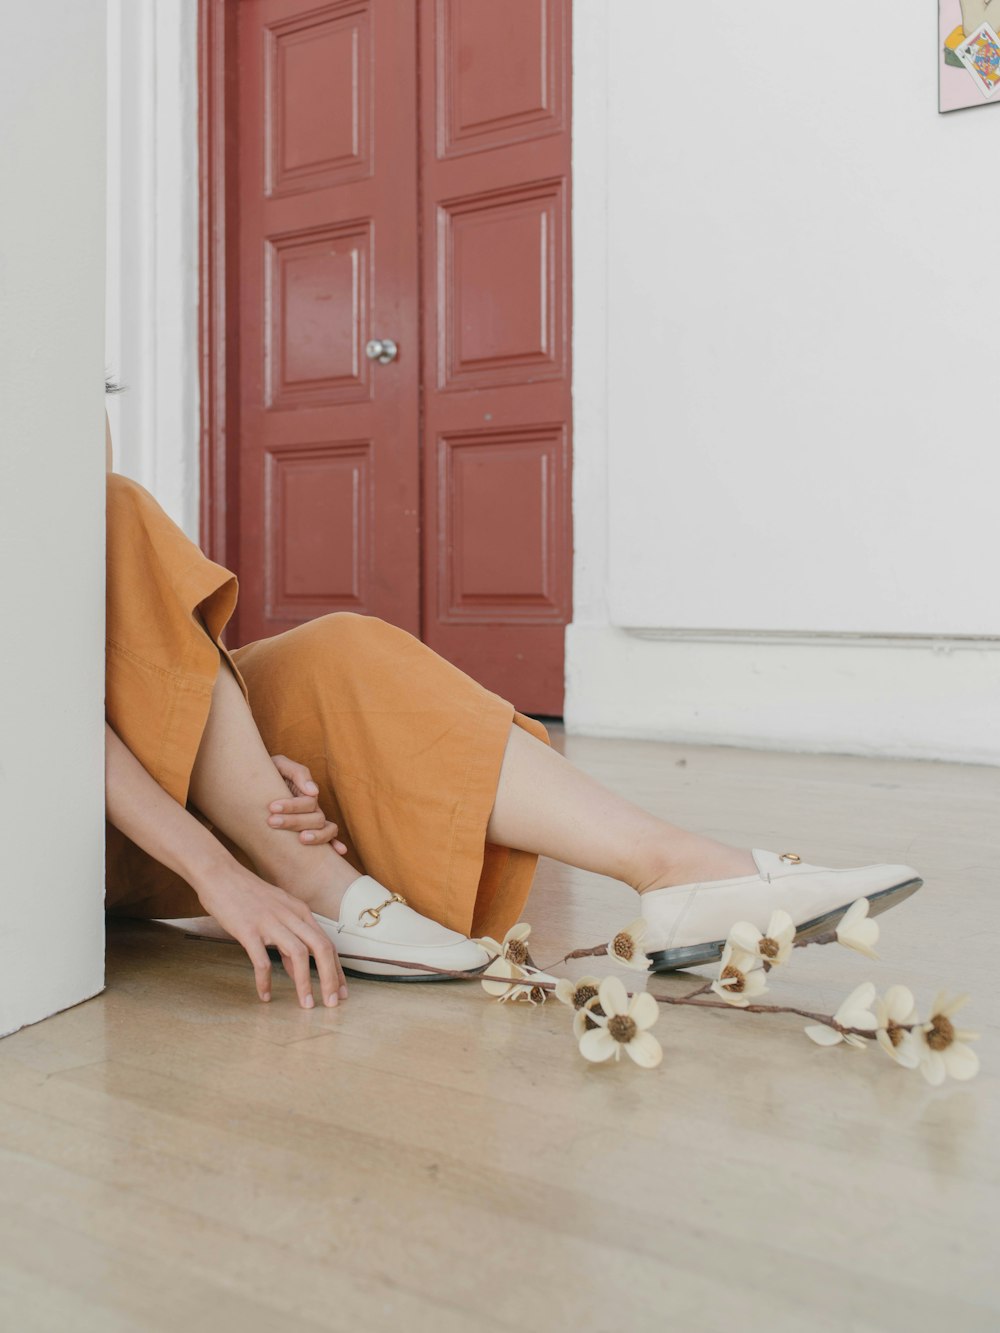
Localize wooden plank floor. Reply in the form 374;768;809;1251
2;729;998;1332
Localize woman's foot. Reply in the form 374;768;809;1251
312;875;492;981
640;847;923;972
254;842;363;922
635;831;757;893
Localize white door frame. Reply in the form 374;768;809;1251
105;0;201;537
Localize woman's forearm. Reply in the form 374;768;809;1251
105;721;230;890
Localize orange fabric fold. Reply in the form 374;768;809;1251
104;473;549;939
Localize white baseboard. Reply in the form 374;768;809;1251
564;624;1000;766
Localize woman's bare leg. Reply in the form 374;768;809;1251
486;724;756;894
188;650;751;934
188;654;361;921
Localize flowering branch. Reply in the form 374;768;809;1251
389;898;977;1081
205;893;977;1083
335;950;888;1041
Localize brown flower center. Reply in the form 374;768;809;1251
612;932;635;961
582;1002;605;1031
505;939;529;965
721;964;746;993
926;1014;955;1052
608;1014;637;1044
529;985;546;1004
759;937;779;959
574;983;599;1009
886;1020;905;1049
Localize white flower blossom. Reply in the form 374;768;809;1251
607;918;652;971
835;898;880;960
915;992;980;1085
477;923;537;999
506;965;555;1005
554;975;603;1011
709;943;769;1007
805;981;878;1049
573;994;606;1039
577;976;662;1067
476;922;532;967
728;909;795;967
873;985;920;1068
480;955;528;1000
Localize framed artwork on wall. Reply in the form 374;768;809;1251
940;0;1000;110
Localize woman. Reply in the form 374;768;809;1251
103;391;923;1011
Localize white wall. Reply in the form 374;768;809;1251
0;1;107;1037
569;0;1000;763
105;0;200;536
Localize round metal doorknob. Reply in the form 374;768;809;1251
365;337;399;365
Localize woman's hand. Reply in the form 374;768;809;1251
105;722;346;1010
268;754;348;854
192;858;348;1009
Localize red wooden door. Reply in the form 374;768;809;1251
234;0;421;645
419;0;572;713
212;0;571;713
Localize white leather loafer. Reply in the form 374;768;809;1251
314;875;492;981
641;848;922;973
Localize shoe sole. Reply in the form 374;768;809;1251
340;960;490;983
264;945;492;984
645;875;923;974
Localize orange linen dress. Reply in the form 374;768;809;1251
104;473;550;940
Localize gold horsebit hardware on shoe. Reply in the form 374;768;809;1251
358;892;408;927
779;852;801;862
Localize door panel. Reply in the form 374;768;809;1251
419;0;572;713
234;0;420;645
436;0;566;157
440;179;566;389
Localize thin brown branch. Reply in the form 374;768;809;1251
537;943;609;970
653;992;874;1037
679;980;713;1000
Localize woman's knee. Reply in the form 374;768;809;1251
312;610;420;652
308;611;373;651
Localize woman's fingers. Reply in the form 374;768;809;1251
244;937;273;1003
300;919;343;1005
300;821;348;854
269;805;328;832
268;907;347;1008
285;901;348;999
271;927;317;1009
267;790;347;854
270;754;319;797
270;794;325;815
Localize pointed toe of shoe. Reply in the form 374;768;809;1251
835;860;923;900
857;861;923;910
641;851;924;974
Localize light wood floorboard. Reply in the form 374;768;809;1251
2;730;998;1331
